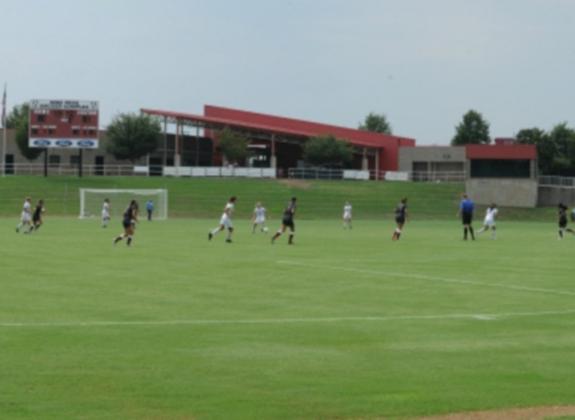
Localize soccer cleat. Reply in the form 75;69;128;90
225;239;232;243
208;232;213;241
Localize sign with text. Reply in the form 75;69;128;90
29;99;99;149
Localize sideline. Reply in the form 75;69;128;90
276;260;575;298
2;309;575;328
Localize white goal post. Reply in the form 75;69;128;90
79;189;168;220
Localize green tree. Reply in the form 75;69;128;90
303;134;353;168
7;103;44;160
516;127;555;175
549;123;575;176
451;110;491;145
106;113;161;163
6;104;28;129
217;127;250;165
359;112;392;134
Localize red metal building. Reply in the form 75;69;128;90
142;105;415;174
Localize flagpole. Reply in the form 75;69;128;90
1;83;6;177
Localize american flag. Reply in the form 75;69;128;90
1;84;6;128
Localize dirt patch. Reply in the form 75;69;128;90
278;179;313;190
417;405;575;420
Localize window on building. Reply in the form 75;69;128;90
470;159;531;178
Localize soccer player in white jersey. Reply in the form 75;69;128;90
251;202;268;233
16;197;32;233
209;196;237;243
477;203;498;239
342;201;352;229
101;198;111;228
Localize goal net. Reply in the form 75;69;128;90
79;189;168;220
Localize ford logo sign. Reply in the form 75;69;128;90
33;139;51;147
55;140;73;147
78;140;95;148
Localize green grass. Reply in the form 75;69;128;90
1;216;575;419
0;176;558;220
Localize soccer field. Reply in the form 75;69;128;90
1;217;575;419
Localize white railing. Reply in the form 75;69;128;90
370;170;466;182
539;175;575;188
0;163;147;176
163;166;276;178
288;168;370;180
0;163;466;182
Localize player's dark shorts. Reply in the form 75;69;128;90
33;216;41;224
461;212;473;225
122;219;132;229
559;217;567;228
395;216;405;225
282;218;295;231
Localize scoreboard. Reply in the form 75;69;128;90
29;99;99;149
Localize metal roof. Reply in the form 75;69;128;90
141;107;412;149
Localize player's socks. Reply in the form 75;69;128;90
126;236;132;246
114;235;123;244
463;227;468;240
469;227;475;240
288;234;294;245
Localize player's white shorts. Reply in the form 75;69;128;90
21;212;31;223
102;211;110;220
484;218;496;227
254;216;265;225
343;212;352;221
220;214;233;229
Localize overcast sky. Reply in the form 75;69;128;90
1;0;574;144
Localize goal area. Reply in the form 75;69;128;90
79;189;168;220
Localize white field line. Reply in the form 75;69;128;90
1;309;575;328
277;261;575;298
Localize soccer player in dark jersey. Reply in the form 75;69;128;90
271;197;297;245
30;199;45;232
458;193;475;240
558;203;575;239
114;200;139;246
392;198;408;241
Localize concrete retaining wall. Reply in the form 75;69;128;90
537;186;575;207
466;178;538;208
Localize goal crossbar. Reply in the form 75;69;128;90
79;188;168;220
